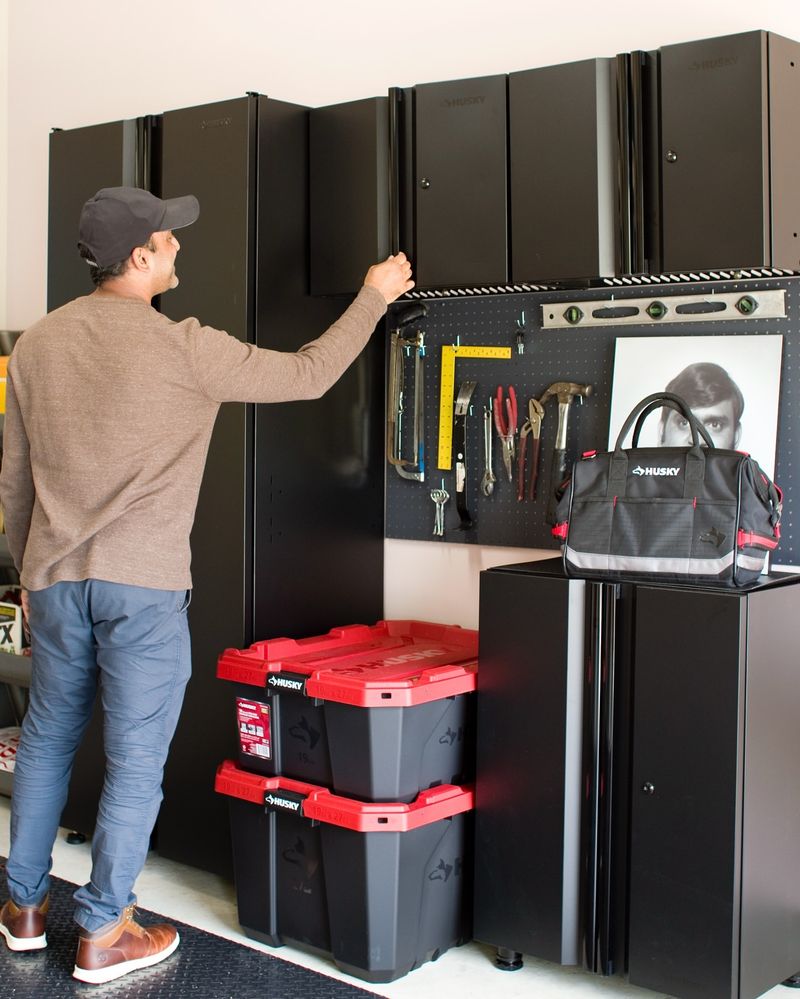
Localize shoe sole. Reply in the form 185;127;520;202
0;921;47;952
72;932;180;984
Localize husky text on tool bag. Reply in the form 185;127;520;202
551;392;782;586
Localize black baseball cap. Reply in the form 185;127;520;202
78;186;200;268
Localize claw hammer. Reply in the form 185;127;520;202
539;381;593;524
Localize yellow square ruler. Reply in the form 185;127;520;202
437;344;512;469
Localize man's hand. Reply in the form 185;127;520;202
364;252;415;304
21;588;29;621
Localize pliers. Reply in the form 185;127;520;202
517;398;545;500
493;385;517;483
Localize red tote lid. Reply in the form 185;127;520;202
214;760;474;831
217;620;478;706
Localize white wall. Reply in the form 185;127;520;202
0;0;8;328
6;0;800;626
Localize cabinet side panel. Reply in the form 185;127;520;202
767;33;800;271
739;583;800;998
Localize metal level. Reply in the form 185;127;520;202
541;289;786;329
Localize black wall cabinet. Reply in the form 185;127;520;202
475;559;800;999
404;74;509;289
658;30;800;273
310;29;800;293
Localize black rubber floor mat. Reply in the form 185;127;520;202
0;858;378;998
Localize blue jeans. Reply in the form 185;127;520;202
5;580;191;933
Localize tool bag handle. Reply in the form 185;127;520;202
607;392;710;500
629;396;715;450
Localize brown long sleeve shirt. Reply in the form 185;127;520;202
0;285;386;591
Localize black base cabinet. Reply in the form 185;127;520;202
474;559;800;999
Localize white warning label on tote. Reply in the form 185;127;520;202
236;698;272;760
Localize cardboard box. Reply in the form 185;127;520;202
0;599;25;655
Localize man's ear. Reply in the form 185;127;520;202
734;424;742;448
129;247;150;273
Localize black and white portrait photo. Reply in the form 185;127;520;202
607;335;784;477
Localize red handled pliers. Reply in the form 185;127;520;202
493;385;517;482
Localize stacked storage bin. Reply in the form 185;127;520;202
214;620;478;984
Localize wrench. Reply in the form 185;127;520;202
430;487;450;536
481;400;496;496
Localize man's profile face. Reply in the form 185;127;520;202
148;229;181;293
660;399;741;449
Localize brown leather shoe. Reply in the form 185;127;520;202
73;905;179;984
0;896;49;951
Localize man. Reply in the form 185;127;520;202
659;361;744;449
0;186;413;984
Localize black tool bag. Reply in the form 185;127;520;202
551;392;783;587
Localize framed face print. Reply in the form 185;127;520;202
608;335;784;478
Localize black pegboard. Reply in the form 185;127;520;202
385;274;800;569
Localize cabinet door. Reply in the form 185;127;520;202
474;566;584;965
254;97;385;642
659;31;769;271
50;117;153;838
414;75;508;288
310;97;390;296
509;59;616;283
48;120;141;311
628;586;746;999
156;95;257;877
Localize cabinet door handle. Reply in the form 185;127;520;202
641;782;655;795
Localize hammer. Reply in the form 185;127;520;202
539;381;593;524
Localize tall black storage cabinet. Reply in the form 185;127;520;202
47;119;163;843
45;95;385;876
474;559;800;999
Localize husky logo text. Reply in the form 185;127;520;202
631;466;680;477
264;793;301;812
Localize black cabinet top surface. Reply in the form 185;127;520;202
485;556;800;593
